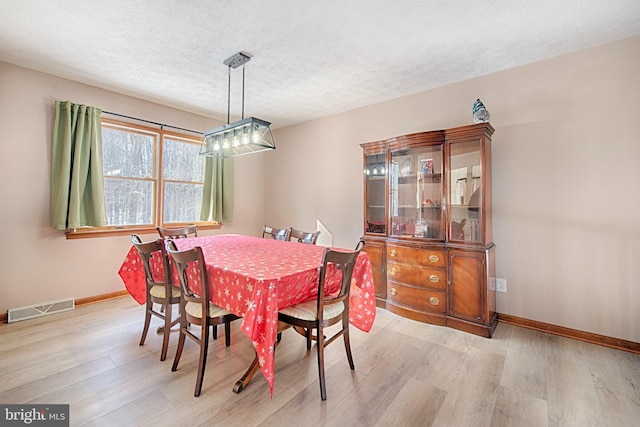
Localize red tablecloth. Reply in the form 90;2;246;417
118;234;376;395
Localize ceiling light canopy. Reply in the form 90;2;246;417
200;52;275;158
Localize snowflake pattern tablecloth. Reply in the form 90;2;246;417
118;234;376;395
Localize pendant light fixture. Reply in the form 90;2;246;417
200;51;275;158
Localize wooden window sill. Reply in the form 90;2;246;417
65;223;222;239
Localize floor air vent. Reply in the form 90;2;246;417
8;298;75;323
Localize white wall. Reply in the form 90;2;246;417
267;35;640;342
0;62;266;313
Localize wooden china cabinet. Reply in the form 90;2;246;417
360;122;497;337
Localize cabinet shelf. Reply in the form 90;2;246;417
397;173;441;180
397;176;442;185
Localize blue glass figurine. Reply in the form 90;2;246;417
472;99;490;123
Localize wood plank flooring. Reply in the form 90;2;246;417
0;296;638;426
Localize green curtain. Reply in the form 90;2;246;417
51;101;107;230
200;156;234;223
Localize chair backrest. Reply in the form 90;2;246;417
157;225;198;240
131;234;171;289
165;240;210;317
316;241;365;314
290;228;321;245
262;225;291;241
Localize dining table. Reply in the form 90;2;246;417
118;234;376;396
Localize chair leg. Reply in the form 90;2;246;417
306;328;312;350
224;320;232;347
342;316;355;370
212;324;218;340
317;325;327;401
139;298;153;346
194;321;210;397
172;320;187;372
160;302;172;361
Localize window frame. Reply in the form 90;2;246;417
66;118;220;239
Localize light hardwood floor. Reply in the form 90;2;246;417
0;296;638;426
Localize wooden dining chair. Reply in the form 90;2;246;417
289;228;321;245
131;234;181;361
157;225;198;240
165;240;240;397
262;225;291;241
278;240;365;400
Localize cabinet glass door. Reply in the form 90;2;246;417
364;153;386;234
449;140;483;242
390;145;443;239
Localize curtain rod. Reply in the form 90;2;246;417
102;111;204;135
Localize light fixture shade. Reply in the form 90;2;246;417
200;117;275;158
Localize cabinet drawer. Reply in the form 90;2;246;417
387;282;447;313
387;262;446;290
387;245;445;268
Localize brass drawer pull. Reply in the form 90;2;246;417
390;287;397;296
389;268;397;276
390;249;397;257
428;254;440;263
429;297;439;306
429;274;439;283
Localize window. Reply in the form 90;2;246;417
161;136;206;224
67;119;218;238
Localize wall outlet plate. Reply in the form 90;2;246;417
496;278;507;293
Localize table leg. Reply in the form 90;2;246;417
156;317;180;334
293;326;308;337
292;326;324;345
233;353;261;393
233;322;291;393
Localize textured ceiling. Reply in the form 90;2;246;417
1;0;639;129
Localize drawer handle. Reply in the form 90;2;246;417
390;287;397;296
428;255;440;263
390;249;397;257
429;274;439;283
389;268;397;276
429;297;439;306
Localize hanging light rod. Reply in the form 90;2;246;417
200;51;275;158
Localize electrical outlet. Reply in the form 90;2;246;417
496;278;507;293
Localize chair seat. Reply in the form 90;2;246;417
185;301;232;319
149;285;181;299
279;300;344;321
